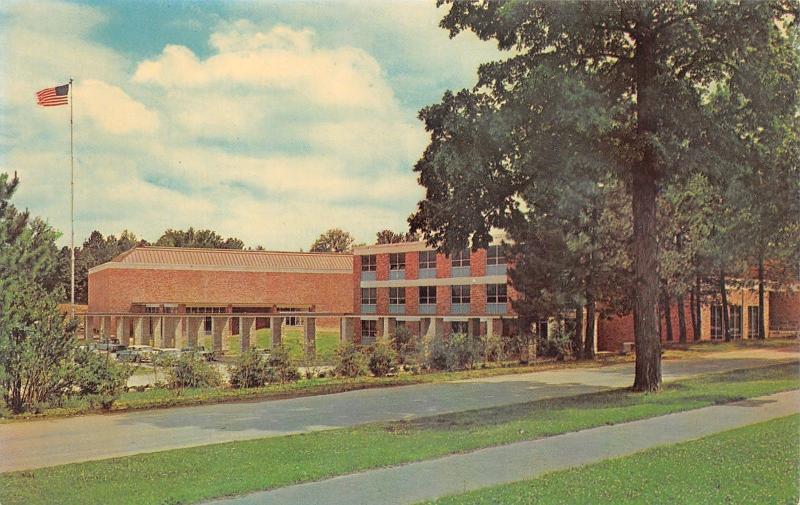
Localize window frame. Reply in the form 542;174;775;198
451;248;471;267
419;250;437;269
361;254;377;272
361;320;377;340
451;284;471;304
419;286;437;305
487;284;508;303
487;245;507;266
361;287;377;305
389;287;406;305
389;252;406;271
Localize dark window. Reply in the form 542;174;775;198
419;286;437;304
451;321;469;334
729;305;742;338
452;248;471;267
361;288;377;305
186;306;225;314
144;306;160;314
204;316;212;333
419;250;437;269
487;245;507;265
487;284;508;303
389;253;406;270
748;306;760;338
711;305;723;339
451;285;471;304
389;287;406;304
361;254;377;271
536;318;549;338
361;320;377;340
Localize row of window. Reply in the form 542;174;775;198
710;304;761;339
361;246;507;272
361;284;508;305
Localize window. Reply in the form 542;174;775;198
389;287;406;305
451;321;469;334
451;285;471;304
419;286;437;304
536;318;549;339
748;306;760;338
451;248;471;267
710;305;723;339
361;254;377;271
389;253;406;271
186;306;226;314
419;250;437;269
729;305;742;338
487;245;507;265
144;305;160;314
361;288;377;305
361;320;377;343
487;284;508;303
204;316;212;333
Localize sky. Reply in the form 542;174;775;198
0;0;505;250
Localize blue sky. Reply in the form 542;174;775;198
0;0;503;250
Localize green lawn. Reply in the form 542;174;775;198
0;363;797;505
423;414;800;505
215;327;340;362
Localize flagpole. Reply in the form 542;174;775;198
69;78;75;319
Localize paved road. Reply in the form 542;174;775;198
0;349;796;472
207;389;800;505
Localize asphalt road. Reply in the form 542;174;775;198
0;348;796;473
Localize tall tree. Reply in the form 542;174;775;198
155;227;244;249
310;228;356;253
410;0;793;391
375;230;420;244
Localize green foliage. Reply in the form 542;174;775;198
155;227;244;250
536;333;574;361
425;333;482;371
368;338;397;377
375;230;419;244
73;348;133;409
229;351;273;388
266;345;300;383
166;353;222;390
334;342;368;378
309;228;356;253
391;325;417;364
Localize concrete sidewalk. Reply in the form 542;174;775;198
0;349;796;472
206;389;800;505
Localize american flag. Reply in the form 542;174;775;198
36;83;70;107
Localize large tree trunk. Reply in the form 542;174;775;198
573;305;583;359
631;34;661;392
694;275;702;341
689;288;698;339
758;254;766;339
720;271;731;342
662;286;673;342
584;298;596;359
677;293;687;344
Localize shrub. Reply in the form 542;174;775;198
424;332;449;371
73;348;133;409
392;325;417;364
368;339;396;377
445;332;482;371
166;353;223;390
334;342;368;378
267;345;300;383
483;332;504;363
536;333;573;361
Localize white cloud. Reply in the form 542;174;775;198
77;80;159;135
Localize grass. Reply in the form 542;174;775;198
0;363;797;505
223;327;340;362
662;336;799;360
423;414;800;505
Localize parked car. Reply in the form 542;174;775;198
155;348;182;362
116;345;156;363
96;339;123;352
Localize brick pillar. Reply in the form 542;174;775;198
270;316;283;348
240;316;255;353
187;317;201;348
468;318;481;338
117;317;130;346
340;317;354;344
304;317;316;360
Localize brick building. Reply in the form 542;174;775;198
87;246;353;353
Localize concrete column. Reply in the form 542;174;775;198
99;316;109;338
304;317;316;360
116;317;130;346
142;316;153;346
240;316;255;353
84;316;94;340
340;317;354;344
468;317;481;338
187;317;201;349
485;318;494;338
133;317;144;344
153;316;164;348
425;317;443;339
173;317;184;349
381;317;396;339
270;316;283;348
212;316;228;352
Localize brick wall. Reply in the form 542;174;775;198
770;291;800;331
405;251;419;279
470;284;487;315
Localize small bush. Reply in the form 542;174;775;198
483;333;504;363
73;348;133;409
445;332;481;371
536;333;573;361
267;345;300;383
368;339;396;377
166;353;223;390
392;325;417;364
229;347;299;388
334;342;368;378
